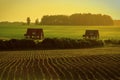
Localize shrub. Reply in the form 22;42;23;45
104;39;120;45
0;38;104;51
39;38;104;49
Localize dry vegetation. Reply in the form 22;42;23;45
0;47;120;80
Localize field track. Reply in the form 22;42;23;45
0;47;120;80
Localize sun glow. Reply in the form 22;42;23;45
0;0;120;22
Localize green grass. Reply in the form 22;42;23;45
0;23;120;40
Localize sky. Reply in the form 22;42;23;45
0;0;120;22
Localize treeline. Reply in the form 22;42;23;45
0;38;104;51
40;13;114;26
114;20;120;25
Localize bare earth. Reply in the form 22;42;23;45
0;47;120;80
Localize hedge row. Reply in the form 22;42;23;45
104;39;120;45
0;38;104;51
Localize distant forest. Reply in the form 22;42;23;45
114;20;120;25
40;13;114;26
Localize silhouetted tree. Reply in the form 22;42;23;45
27;17;31;25
35;18;39;25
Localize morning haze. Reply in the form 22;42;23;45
0;0;120;22
0;0;120;80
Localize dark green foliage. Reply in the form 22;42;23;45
40;13;114;26
104;39;120;45
0;39;36;50
0;38;104;51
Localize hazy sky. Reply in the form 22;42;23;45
0;0;120;22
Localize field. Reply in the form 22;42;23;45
0;23;120;40
0;47;120;80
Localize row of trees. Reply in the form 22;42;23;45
26;17;39;25
104;39;120;45
0;38;104;51
40;13;114;26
